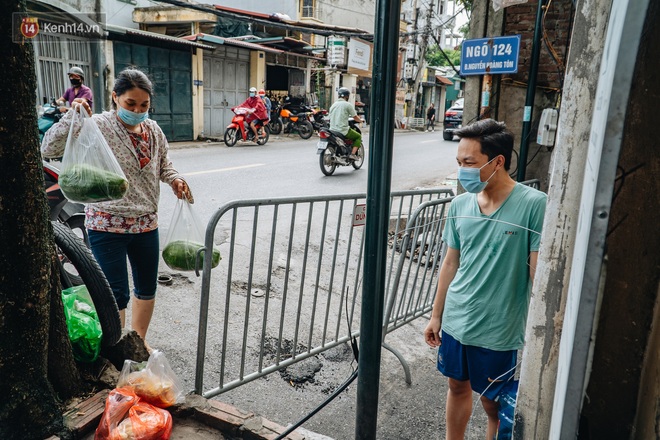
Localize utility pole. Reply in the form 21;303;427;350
408;0;435;119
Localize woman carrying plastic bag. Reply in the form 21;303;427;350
162;197;221;272
42;68;193;351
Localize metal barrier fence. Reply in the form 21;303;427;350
193;179;540;398
194;188;454;398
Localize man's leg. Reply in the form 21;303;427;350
345;128;362;157
480;395;500;439
446;378;473;440
250;121;260;138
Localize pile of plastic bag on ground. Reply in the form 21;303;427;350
95;351;184;440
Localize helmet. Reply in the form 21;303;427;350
258;89;266;96
68;66;84;81
338;87;350;98
249;87;257;93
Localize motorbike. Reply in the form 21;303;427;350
310;107;329;132
269;98;314;139
43;159;91;287
224;107;270;147
38;98;64;142
317;120;365;176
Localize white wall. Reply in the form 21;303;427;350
104;0;154;27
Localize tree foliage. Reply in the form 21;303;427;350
426;45;461;68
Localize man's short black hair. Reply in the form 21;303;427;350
455;119;514;170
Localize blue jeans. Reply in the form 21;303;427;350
88;229;160;310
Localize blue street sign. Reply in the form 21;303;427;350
460;35;521;76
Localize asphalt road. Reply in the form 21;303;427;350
129;130;490;439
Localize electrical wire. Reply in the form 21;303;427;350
274;286;361;440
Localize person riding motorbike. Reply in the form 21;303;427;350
258;89;271;137
57;66;93;112
236;87;268;139
328;87;363;161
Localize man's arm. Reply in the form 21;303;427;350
529;251;539;282
424;246;460;347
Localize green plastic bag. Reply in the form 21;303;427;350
62;285;103;362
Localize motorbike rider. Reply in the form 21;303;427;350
257;89;271;137
329;87;363;161
237;87;268;139
57;66;93;112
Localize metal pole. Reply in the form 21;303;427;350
517;0;546;182
354;0;401;436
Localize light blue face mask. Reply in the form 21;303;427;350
117;105;149;126
249;92;256;97
457;156;498;193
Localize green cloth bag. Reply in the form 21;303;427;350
62;285;103;362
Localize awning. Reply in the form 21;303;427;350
105;24;215;50
436;75;454;85
183;33;284;53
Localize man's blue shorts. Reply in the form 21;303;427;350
437;330;517;401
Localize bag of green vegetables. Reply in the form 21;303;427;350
162;198;221;271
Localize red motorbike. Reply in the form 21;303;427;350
224;107;270;147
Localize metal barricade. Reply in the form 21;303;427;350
194;188;454;398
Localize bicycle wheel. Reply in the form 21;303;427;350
52;221;121;346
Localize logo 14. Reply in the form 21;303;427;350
21;17;39;38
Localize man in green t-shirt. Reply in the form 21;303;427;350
328;87;363;161
423;119;547;440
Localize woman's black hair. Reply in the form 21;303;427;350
112;68;153;109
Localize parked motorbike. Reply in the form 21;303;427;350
43;159;89;286
268;105;283;135
269;98;314;139
38;98;64;142
310;107;329;132
317;120;365;176
224;107;270;147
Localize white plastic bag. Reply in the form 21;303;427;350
117;350;184;408
161;198;221;271
59;108;128;203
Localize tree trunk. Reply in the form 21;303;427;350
0;1;84;438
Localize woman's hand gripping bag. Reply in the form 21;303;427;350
161;198;221;271
59;108;129;203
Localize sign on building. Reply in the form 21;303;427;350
460;35;521;76
327;35;346;66
347;38;372;77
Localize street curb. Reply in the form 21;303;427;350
169;128;424;150
56;389;321;440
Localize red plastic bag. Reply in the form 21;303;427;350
95;387;138;440
110;402;172;440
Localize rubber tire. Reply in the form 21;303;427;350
269;118;283;135
443;131;453;141
257;126;270;145
52;221;122;347
298;120;314;139
320;146;337;176
224;128;238;147
352;144;365;170
64;215;89;246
